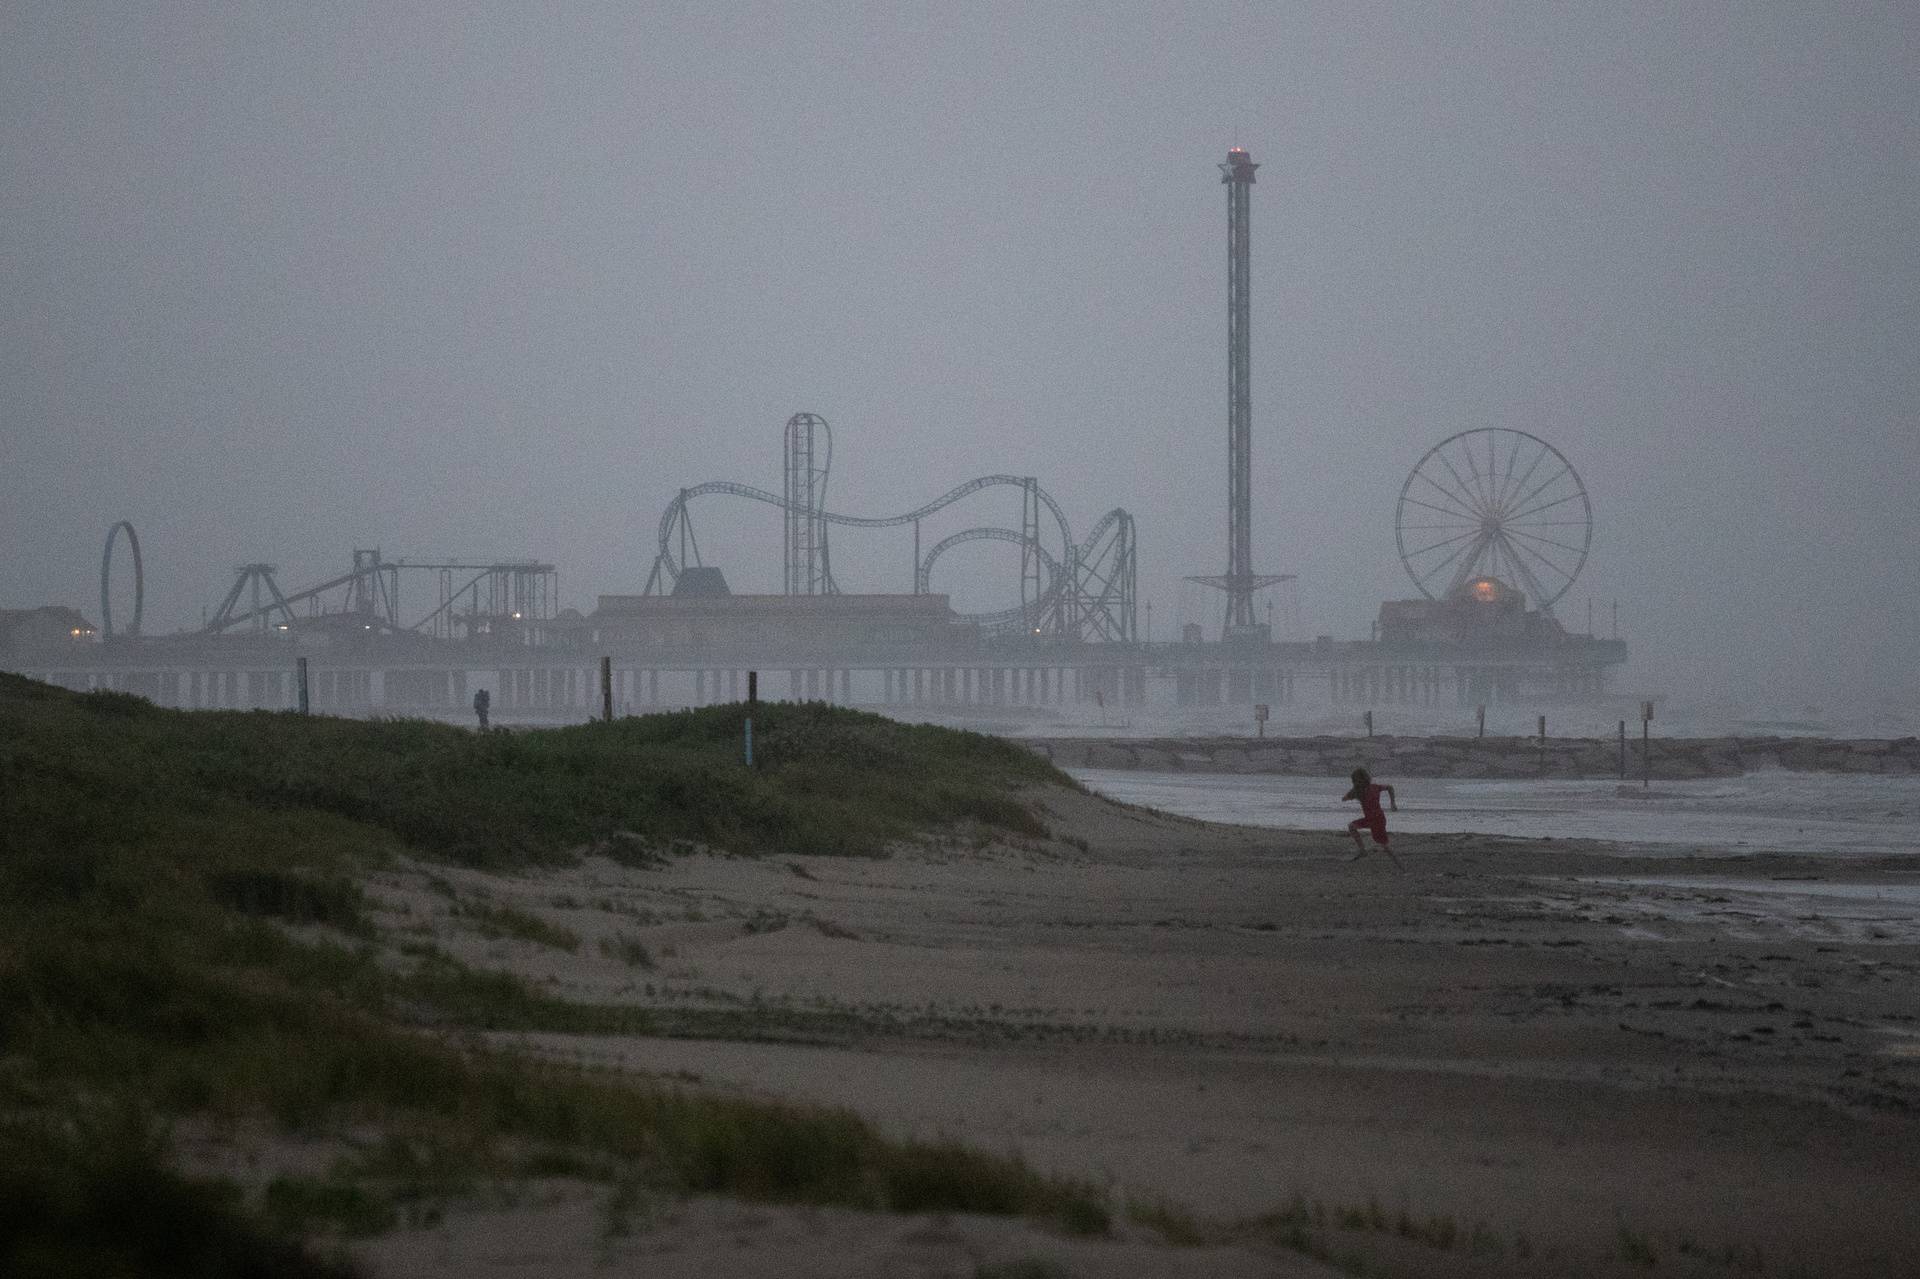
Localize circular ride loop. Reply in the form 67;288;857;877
916;527;1071;637
913;507;1137;641
99;520;144;639
1395;428;1591;611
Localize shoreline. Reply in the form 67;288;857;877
1066;766;1920;860
348;787;1920;1277
1027;732;1920;780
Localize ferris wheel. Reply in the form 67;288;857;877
1394;429;1591;611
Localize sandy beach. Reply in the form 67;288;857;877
351;786;1920;1278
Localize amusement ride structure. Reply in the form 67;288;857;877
1186;147;1291;638
14;145;1629;719
99;520;144;639
642;412;1137;643
1394;428;1592;613
198;552;559;640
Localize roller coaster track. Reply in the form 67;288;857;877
916;526;1066;594
914;513;1135;637
1069;508;1137;643
650;474;1075;590
914;527;1072;637
646;459;1134;642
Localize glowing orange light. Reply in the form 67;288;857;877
1472;579;1497;602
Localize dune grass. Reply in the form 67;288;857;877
0;1113;358;1279
2;675;1061;869
0;674;1096;1273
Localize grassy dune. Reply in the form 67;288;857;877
0;675;1095;1274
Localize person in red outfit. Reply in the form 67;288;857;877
1341;767;1402;867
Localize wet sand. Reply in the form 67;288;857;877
353;787;1920;1277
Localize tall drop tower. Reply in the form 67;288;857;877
1190;146;1290;638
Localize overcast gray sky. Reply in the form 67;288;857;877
4;2;1915;713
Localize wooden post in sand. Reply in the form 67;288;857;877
1618;720;1627;779
1476;705;1485;738
296;656;309;715
600;656;613;722
745;671;757;767
1641;701;1654;789
1537;713;1546;772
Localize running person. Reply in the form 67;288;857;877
1341;768;1402;868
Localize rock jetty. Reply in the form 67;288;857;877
1023;734;1920;780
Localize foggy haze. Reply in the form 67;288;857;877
4;3;1916;717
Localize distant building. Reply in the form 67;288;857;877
589;592;976;657
1375;577;1568;647
0;606;97;654
670;566;731;598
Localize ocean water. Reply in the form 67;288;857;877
1067;768;1920;859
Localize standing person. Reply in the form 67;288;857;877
472;687;490;732
1341;767;1402;868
